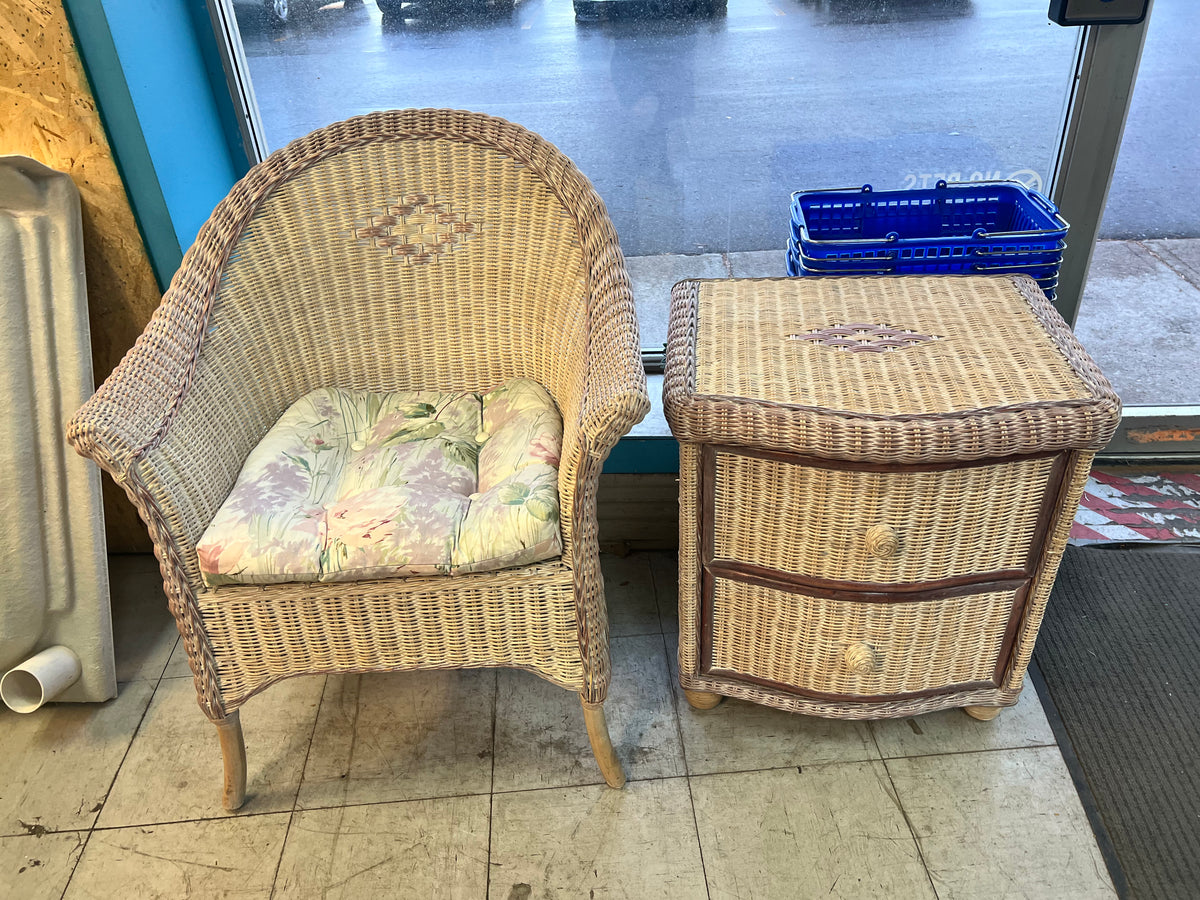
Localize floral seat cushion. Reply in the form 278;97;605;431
197;379;563;587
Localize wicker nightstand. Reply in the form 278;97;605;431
663;275;1120;720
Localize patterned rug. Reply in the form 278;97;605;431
1070;471;1200;543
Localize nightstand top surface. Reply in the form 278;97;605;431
663;274;1121;463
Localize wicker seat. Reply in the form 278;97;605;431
67;109;650;809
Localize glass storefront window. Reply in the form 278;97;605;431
224;0;1080;347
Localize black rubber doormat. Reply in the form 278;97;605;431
1033;544;1200;900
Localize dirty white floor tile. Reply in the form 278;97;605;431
0;832;85;900
274;795;489;898
64;815;289;899
297;669;495;810
493;668;597;793
676;696;879;775
493;635;683;792
603;553;663;637
0;682;154;836
160;637;194;680
98;676;324;826
649;551;680;635
887;746;1116;899
108;555;178;684
691;762;936;899
488;778;706;899
871;686;1056;759
665;636;878;775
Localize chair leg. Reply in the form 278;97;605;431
581;698;626;789
215;711;247;811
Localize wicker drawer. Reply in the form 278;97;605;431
705;575;1027;700
707;448;1063;586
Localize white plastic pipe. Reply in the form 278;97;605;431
1;646;82;713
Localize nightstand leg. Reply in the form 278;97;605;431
684;689;723;710
963;705;1002;721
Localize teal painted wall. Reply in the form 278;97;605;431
99;0;241;253
64;0;245;288
604;438;679;474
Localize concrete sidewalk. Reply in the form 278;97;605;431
1073;240;1200;406
624;238;1200;437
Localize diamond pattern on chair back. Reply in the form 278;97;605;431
209;137;590;409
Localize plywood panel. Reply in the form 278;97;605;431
1;0;161;551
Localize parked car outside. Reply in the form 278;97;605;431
572;0;724;22
375;0;515;20
237;0;364;26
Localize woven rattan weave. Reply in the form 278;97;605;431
67;109;649;807
664;275;1119;719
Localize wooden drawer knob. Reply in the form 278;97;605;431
864;524;899;559
844;642;881;676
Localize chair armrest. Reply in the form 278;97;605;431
552;239;648;578
67;283;204;479
68;269;274;588
576;249;651;461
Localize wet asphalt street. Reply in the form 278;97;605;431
235;0;1198;256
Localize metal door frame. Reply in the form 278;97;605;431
1051;0;1200;459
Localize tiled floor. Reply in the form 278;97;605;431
2;552;1115;899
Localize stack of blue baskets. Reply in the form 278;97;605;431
788;180;1068;302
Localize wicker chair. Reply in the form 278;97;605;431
67;109;650;809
